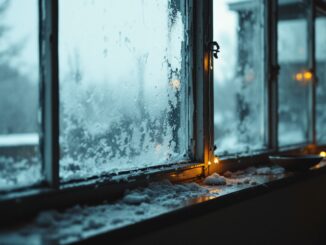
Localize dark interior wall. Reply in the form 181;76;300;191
120;174;326;245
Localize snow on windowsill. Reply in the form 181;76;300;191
0;134;38;147
0;164;319;244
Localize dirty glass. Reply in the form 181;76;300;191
0;0;41;190
278;0;310;146
316;16;326;144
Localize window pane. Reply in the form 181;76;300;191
316;16;326;144
0;0;41;190
213;0;266;155
59;0;190;181
278;0;311;146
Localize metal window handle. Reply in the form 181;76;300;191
207;41;220;59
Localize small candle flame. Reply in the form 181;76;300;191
303;71;313;80
295;71;313;82
319;151;326;157
214;157;220;164
295;73;303;81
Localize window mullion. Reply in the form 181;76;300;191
308;0;316;145
267;0;279;151
206;0;215;175
41;0;59;188
193;0;214;176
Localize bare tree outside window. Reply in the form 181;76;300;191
0;0;41;190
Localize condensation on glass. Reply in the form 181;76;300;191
316;16;326;144
213;0;266;155
278;0;311;146
59;0;190;180
0;0;41;190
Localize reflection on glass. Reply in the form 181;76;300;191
213;0;266;155
0;0;41;190
316;16;326;143
59;0;190;180
278;0;310;146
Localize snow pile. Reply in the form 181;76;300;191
256;167;272;175
271;167;285;175
212;165;286;188
0;180;213;244
203;173;226;186
204;168;258;187
0;165;288;243
255;166;285;175
123;192;150;205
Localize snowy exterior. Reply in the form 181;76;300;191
0;0;42;190
0;0;324;190
213;0;325;153
0;156;41;190
316;17;326;143
278;14;310;146
213;0;266;155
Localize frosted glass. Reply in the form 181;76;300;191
316;17;326;144
59;0;190;180
213;0;266;155
278;1;310;146
0;0;41;190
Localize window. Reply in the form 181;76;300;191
277;0;311;146
0;0;325;224
316;15;326;143
213;0;266;155
0;0;41;190
59;0;191;181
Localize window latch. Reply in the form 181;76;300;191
207;41;220;59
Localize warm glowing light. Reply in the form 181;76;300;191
170;79;181;90
214;157;220;164
204;54;209;72
208;161;212;166
295;71;313;82
320;151;326;157
295;73;303;81
303;71;313;80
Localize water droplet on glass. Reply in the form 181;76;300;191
103;49;108;58
124;37;130;43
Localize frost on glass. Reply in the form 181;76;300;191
278;1;310;146
213;0;266;155
316;17;326;144
0;0;41;190
59;0;190;180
